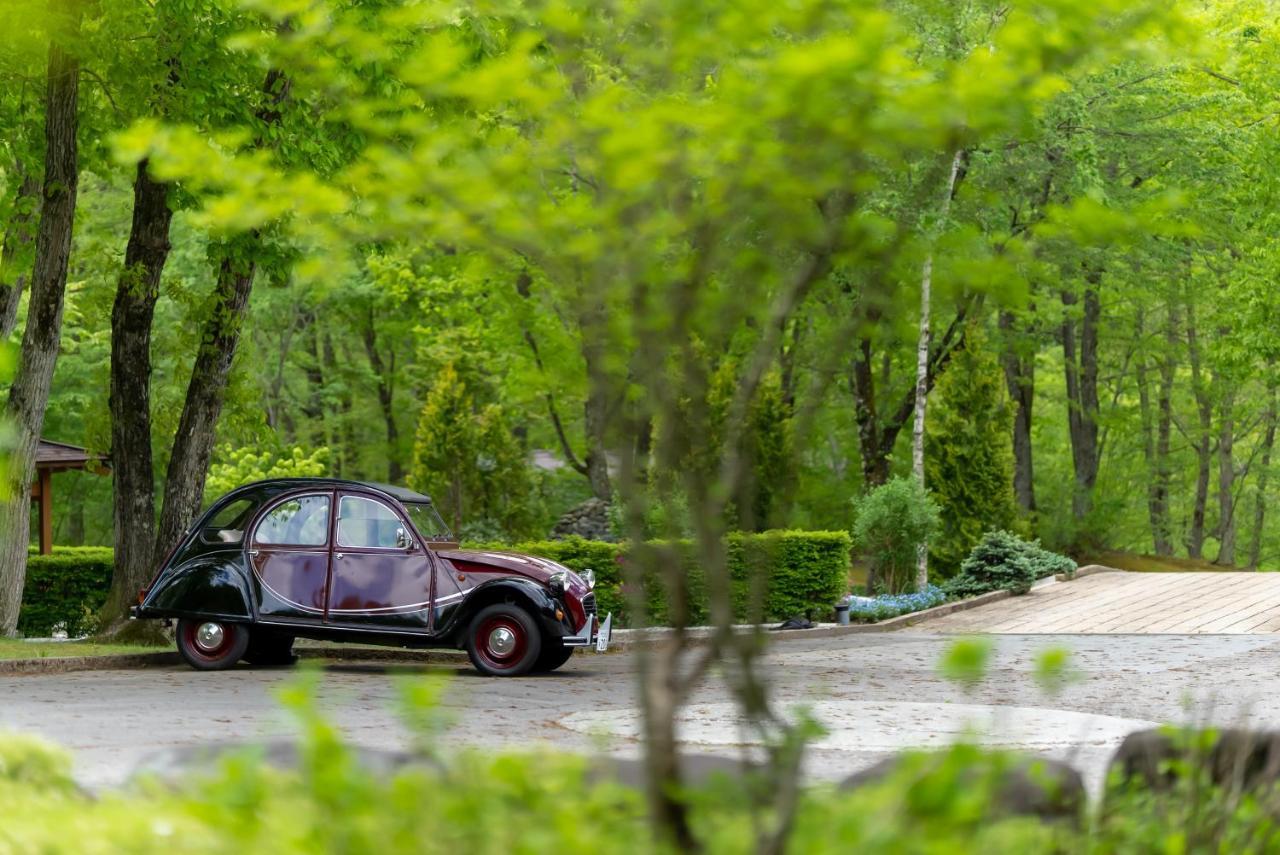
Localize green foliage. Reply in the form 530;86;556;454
17;548;114;638
204;446;330;501
853;477;940;595
937;637;994;689
925;329;1021;577
410;363;537;540
498;531;850;626
943;530;1075;598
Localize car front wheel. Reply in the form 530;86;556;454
534;642;575;672
176;618;250;671
465;604;542;677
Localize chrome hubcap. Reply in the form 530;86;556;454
195;622;225;652
488;626;516;656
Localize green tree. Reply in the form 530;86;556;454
925;326;1021;577
410;364;535;540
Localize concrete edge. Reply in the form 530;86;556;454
0;651;181;675
1059;564;1118;581
0;565;1123;671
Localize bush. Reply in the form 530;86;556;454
498;531;851;625
943;531;1075;598
852;477;939;594
847;585;947;623
18;547;114;638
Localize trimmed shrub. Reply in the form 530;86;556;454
852;477;939;594
18;547;115;637
496;531;851;626
943;530;1075;598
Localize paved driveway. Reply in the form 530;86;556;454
5;631;1280;794
922;571;1280;634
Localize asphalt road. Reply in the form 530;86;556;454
4;632;1280;791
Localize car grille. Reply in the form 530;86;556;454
582;592;597;619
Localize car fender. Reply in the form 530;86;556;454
440;577;566;644
140;551;253;621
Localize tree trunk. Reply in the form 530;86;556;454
0;19;80;635
581;328;613;500
360;308;401;482
150;65;288;566
1152;305;1176;555
1248;383;1276;570
912;148;964;590
0;166;40;337
1185;296;1212;560
101;161;172;629
152;244;256;566
1134;306;1173;555
1214;383;1236;566
998;309;1036;514
1060;269;1101;526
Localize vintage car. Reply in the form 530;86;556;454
132;478;611;676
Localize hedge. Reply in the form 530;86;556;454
498;531;852;626
18;547;115;638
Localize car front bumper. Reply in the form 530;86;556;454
562;612;612;652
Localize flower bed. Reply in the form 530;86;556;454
847;585;947;623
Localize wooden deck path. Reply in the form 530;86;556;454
921;571;1280;634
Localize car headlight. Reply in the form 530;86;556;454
581;568;596;590
549;572;568;596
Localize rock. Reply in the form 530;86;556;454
129;740;435;787
1107;727;1280;794
841;751;1085;824
587;754;757;790
551;498;617;542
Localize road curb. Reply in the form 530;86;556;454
0;651;181;675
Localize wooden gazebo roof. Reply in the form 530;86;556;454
32;439;109;554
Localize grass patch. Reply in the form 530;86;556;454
0;639;165;660
1083;550;1236;573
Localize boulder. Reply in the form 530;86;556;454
841;751;1085;824
1107;727;1280;794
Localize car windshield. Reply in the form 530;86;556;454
404;502;453;542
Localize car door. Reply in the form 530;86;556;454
326;492;434;630
249;492;333;620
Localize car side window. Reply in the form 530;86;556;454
201;498;254;545
254;495;331;547
337;496;411;549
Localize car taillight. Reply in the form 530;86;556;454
137;588;148;605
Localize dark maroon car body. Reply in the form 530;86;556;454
133;478;609;675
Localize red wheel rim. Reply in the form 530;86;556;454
475;615;528;671
182;621;236;662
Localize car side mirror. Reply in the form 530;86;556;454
395;526;413;550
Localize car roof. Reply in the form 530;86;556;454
227;477;434;505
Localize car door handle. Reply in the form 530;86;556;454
334;552;344;560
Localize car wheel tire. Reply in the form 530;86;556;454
176;618;250;671
243;631;297;667
534;642;575;672
465;604;542;677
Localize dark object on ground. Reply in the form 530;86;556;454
772;617;814;631
1108;727;1280;794
841;752;1085;824
129;740;436;787
551;498;616;542
134;478;611;677
587;754;758;790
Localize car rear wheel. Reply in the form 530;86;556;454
465;604;542;677
534;642;575;672
176;618;250;671
243;630;297;667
